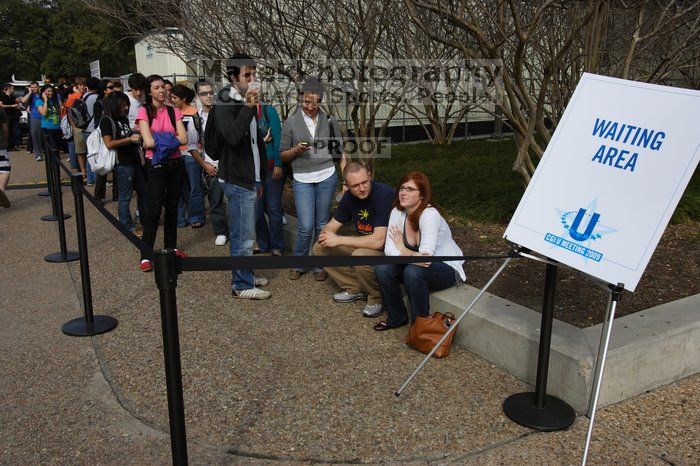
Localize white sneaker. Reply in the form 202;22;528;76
333;291;367;303
254;276;269;286
232;287;271;300
214;235;228;246
362;303;383;318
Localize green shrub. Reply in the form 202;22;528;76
376;138;699;225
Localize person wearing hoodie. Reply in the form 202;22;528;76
208;53;270;300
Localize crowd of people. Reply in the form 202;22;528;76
0;53;467;334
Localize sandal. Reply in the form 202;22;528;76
373;320;408;331
374;321;395;332
191;222;204;229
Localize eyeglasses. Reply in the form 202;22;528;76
198;91;214;97
398;186;419;192
302;99;321;106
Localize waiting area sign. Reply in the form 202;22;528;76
504;73;700;291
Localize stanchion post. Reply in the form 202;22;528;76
534;262;557;408
51;149;71;219
38;142;51;197
154;249;188;466
502;262;576;431
45;150;78;263
40;146;60;221
61;173;118;336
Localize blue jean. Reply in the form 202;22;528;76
292;174;336;271
375;262;457;327
177;155;206;226
224;182;259;291
256;169;287;253
115;164;148;231
82;131;95;184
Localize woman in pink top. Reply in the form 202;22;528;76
136;74;188;272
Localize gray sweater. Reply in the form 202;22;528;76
279;109;342;175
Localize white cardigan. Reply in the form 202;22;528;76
384;207;466;281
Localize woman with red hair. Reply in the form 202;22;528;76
373;172;466;331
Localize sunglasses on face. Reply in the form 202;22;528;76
198;91;214;97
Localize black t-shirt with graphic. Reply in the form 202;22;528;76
333;181;395;235
99;116;138;165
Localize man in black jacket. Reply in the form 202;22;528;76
210;53;271;300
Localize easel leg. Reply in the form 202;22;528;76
582;284;623;465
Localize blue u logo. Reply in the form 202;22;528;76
568;208;600;241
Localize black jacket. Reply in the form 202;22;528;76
209;87;267;189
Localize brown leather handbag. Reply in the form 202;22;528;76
405;312;458;358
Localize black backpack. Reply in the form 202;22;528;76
203;106;222;159
67;94;92;129
68;92;103;130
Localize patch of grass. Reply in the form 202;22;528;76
672;169;700;224
374;138;699;225
374;138;524;223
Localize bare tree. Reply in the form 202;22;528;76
86;0;699;184
404;0;700;185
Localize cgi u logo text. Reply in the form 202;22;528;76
568;208;600;242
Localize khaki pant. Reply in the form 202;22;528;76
312;242;384;305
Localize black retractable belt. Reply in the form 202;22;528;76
178;253;515;273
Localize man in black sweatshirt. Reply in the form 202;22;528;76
209;53;270;300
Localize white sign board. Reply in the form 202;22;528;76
90;60;101;79
504;73;700;291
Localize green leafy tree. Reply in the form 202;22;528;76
0;0;135;82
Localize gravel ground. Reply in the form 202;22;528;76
1;150;697;464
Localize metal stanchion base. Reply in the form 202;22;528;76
41;213;72;221
45;251;80;263
503;392;575;431
38;191;51;197
62;316;118;336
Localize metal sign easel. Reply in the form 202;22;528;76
394;244;628;465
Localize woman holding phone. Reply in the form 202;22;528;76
279;77;347;281
37;84;62;151
100;91;147;233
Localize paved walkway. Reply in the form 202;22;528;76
1;150;697;465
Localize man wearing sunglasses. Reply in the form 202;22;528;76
313;161;395;318
194;80;229;247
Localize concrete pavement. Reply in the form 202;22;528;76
0;149;697;465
